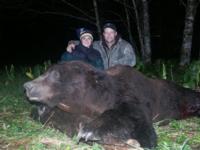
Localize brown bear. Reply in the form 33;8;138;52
24;61;200;149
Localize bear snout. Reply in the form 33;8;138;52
23;81;40;101
24;82;34;92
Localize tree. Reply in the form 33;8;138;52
140;0;151;63
115;0;152;63
123;0;134;45
180;0;199;66
1;0;103;37
93;0;102;39
132;0;144;57
132;0;151;63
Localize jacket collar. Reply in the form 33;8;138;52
77;43;93;51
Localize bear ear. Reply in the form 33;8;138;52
49;70;60;82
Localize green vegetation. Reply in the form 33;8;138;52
0;60;200;150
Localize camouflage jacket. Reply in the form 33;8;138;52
93;38;136;69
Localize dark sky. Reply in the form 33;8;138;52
0;0;200;68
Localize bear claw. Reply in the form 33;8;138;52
77;124;101;142
77;131;94;142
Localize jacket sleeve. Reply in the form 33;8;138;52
60;52;68;62
68;40;80;45
117;43;136;67
60;52;74;62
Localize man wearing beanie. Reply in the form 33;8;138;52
61;28;104;69
67;23;136;69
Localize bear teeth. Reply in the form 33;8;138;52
29;97;40;101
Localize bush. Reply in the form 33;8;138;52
135;59;200;89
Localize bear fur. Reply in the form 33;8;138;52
24;61;200;149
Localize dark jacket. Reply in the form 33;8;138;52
61;44;104;70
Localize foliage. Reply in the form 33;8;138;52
25;60;52;79
136;59;200;89
181;61;200;89
5;64;15;81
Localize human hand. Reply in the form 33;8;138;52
66;41;76;53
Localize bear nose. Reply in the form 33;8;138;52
23;82;33;91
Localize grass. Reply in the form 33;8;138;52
0;61;200;150
155;118;200;150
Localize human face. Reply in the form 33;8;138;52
80;36;93;48
103;28;117;44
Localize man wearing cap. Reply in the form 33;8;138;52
67;23;136;69
61;28;104;69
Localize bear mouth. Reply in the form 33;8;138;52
25;90;41;102
28;96;40;101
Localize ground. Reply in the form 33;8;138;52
0;65;200;150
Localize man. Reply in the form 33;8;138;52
67;23;136;69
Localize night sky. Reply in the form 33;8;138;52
0;0;200;68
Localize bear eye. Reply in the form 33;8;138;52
49;70;60;82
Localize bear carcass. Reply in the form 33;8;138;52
24;61;200;149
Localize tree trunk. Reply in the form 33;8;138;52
93;0;102;39
132;0;144;56
132;0;151;63
180;0;198;66
141;0;151;63
123;0;134;45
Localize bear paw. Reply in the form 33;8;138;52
77;123;101;142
